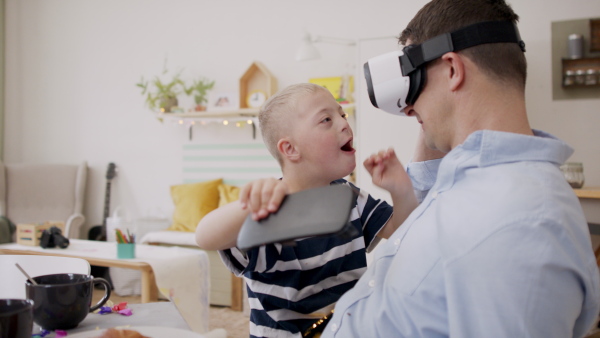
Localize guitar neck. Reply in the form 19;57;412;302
101;181;112;229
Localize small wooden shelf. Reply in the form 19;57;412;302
562;57;600;88
154;103;356;141
156;108;260;120
574;187;600;199
155;103;355;122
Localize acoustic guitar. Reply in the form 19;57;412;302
87;163;117;283
88;163;117;241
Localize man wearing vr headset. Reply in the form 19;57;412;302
323;0;600;337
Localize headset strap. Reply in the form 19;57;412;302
400;20;526;75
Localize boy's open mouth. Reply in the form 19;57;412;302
341;140;354;152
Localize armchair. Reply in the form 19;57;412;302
0;161;87;239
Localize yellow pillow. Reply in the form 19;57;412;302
218;184;241;207
167;178;223;232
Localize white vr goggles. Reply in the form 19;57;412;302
364;20;526;116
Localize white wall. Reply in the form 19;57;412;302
4;0;600;236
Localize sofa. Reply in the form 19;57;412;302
139;178;245;311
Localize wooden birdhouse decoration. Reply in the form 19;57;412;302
239;61;278;109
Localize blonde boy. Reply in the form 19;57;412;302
196;83;416;337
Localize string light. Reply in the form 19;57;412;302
223;120;229;125
247;120;253;125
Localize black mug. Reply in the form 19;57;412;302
0;299;33;338
26;273;111;330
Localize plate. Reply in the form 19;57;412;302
67;326;206;338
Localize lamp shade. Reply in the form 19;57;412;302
295;34;320;61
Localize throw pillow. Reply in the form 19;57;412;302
218;184;241;207
167;178;223;232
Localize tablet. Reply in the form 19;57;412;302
236;184;356;252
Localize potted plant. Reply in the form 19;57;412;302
136;70;185;113
184;78;215;111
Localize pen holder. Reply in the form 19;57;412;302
117;243;136;259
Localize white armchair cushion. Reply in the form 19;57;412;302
0;161;87;239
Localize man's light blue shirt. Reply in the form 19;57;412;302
323;130;600;337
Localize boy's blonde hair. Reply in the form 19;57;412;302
259;83;330;165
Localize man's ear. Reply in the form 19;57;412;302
441;52;465;91
277;138;300;162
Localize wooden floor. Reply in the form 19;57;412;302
92;289;249;338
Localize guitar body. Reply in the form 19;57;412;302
88;163;117;283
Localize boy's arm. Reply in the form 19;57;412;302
195;200;249;250
195;178;289;251
363;148;418;239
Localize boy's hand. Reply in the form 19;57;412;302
363;148;412;196
239;178;289;221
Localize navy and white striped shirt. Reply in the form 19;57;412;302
219;179;393;338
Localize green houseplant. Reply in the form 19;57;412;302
184;78;215;111
136;70;185;113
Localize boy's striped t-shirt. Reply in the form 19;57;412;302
219;179;393;338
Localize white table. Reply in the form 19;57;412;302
0;239;210;333
69;302;190;333
29;302;195;337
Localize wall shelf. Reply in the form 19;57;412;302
551;18;600;100
156;108;260;140
562;57;600;87
154;103;356;141
155;108;259;120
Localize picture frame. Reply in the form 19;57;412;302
208;92;239;111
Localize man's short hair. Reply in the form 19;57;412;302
399;0;527;89
259;83;329;165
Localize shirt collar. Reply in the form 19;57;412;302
458;129;574;168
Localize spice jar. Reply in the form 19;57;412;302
564;70;576;86
575;70;586;85
560;162;585;189
585;69;598;86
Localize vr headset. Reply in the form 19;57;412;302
364;20;526;116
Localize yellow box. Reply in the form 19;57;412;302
16;221;66;246
309;76;354;102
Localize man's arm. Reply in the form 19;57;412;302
445;221;591;337
407;130;447;202
364;131;447;238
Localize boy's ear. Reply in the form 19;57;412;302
277;138;300;162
